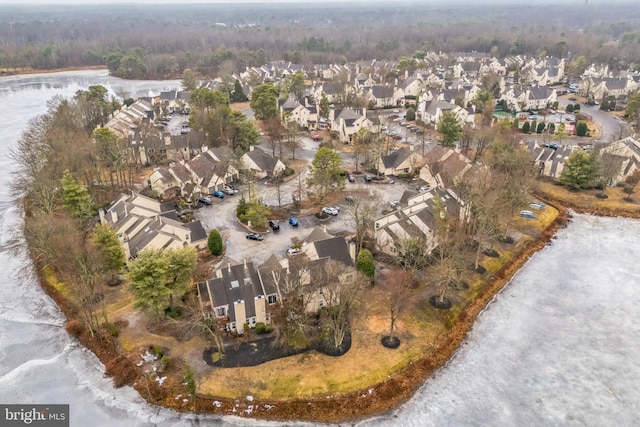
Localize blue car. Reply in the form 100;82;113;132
288;217;299;227
211;190;225;199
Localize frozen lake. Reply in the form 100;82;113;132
1;71;639;426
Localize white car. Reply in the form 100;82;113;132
322;206;339;216
392;109;400;113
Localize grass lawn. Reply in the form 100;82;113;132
535;181;640;215
72;189;561;404
196;204;560;401
198;285;442;400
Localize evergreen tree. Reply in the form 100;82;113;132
576;121;588;137
522;121;531;134
127;247;197;315
560;149;599;190
93;224;125;278
437;111;463;147
356;249;375;282
207;229;223;256
60;169;95;220
250;83;279;120
405;107;416;121
231;79;248;102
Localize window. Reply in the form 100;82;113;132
215;307;227;317
230;322;236;330
268;295;277;304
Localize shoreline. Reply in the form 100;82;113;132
32;195;573;423
28;181;640;422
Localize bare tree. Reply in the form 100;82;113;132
381;269;414;348
318;262;366;352
344;188;379;253
283;121;302;160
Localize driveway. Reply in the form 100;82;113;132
194;177;414;266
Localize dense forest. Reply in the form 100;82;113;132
1;2;639;79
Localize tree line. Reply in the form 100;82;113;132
1;3;639;78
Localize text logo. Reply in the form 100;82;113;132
1;405;69;426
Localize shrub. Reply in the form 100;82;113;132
357;249;375;281
153;346;164;357
536;122;546;134
283;166;295;176
103;322;119;337
164;306;182;319
255;322;267;334
566;104;574;113
573;103;580;112
236;198;248;217
105;355;139;388
512;119;519;130
576;121;588;136
522;121;531;134
405;107;416;121
65;319;85;337
208;229;223;256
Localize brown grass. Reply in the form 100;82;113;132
25;186;588;423
534;181;640;218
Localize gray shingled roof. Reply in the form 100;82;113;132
244;148;280;173
382;147;413;169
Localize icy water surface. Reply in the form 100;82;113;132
1;71;639;426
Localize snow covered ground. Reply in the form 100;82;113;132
1;71;639;426
357;213;640;427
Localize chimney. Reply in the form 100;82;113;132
110;209;118;223
349;242;356;263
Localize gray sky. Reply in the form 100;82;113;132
0;0;626;4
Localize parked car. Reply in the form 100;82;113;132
348;174;355;183
390;200;400;209
289;217;299;227
322;207;339;216
392;109;400;113
419;186;430;192
530;201;546;210
311;134;322;141
269;220;280;231
364;175;372;183
198;196;212;205
246;232;264;241
224;185;238;194
344;195;355;205
520;210;536;219
211;190;225;198
286;247;302;257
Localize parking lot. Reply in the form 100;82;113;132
191;106;426;267
193;177;413;266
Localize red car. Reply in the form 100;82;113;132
311;134;322;141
